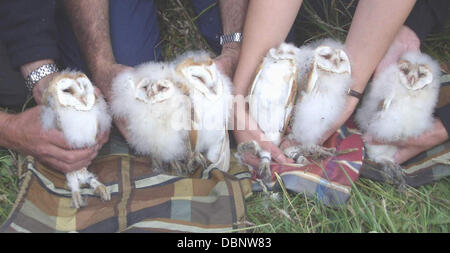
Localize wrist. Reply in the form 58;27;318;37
33;73;58;104
0;112;17;148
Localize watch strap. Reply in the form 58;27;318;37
24;63;60;94
219;33;242;45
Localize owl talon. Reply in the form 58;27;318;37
382;161;407;188
237;140;261;157
170;160;187;177
283;146;301;161
187;152;207;174
258;159;272;183
71;191;85;209
94;184;111;202
151;157;165;174
285;145;335;161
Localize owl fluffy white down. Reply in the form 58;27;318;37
110;62;190;163
291;39;352;145
41;71;112;208
355;51;441;163
41;71;112;148
173;51;233;167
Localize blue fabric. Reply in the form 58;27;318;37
190;0;222;54
57;0;223;71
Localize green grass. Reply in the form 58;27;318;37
246;177;450;233
0;149;18;223
0;0;449;231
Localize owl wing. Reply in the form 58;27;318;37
249;58;298;145
377;92;395;112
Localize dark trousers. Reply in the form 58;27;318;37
56;0;222;72
0;42;27;110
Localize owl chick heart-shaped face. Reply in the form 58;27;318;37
397;60;433;90
55;74;95;111
314;46;351;75
176;58;223;101
135;78;175;104
268;43;300;61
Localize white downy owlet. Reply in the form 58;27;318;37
41;71;112;209
355;51;441;183
285;39;352;163
110;62;192;175
174;51;233;174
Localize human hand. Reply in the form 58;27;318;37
3;106;99;174
233;103;293;168
214;45;241;78
364;119;449;164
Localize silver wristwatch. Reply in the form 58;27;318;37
219;32;242;45
24;63;60;94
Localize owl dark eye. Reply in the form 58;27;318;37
322;54;332;60
401;68;410;75
192;75;206;84
418;72;425;78
62;87;75;95
157;86;168;92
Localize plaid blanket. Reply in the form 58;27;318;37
251;119;364;207
1;132;253;233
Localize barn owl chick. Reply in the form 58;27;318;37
110;62;192;176
285;39;352;163
174;51;233;173
355;51;440;183
41;71;112;209
236;43;301;182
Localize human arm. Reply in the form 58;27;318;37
63;0;132;139
365;118;448;164
214;0;249;78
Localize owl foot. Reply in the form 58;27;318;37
94;184;111;202
71;191;85;209
284;145;335;162
237;140;262;156
88;177;111;202
151;157;165;174
259;151;273;183
237;141;273;183
382;161;407;189
170;160;187;177
187;152;208;175
283;147;310;165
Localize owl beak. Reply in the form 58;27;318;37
408;76;417;85
333;58;339;67
81;96;88;106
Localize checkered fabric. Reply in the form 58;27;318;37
1;132;252;233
